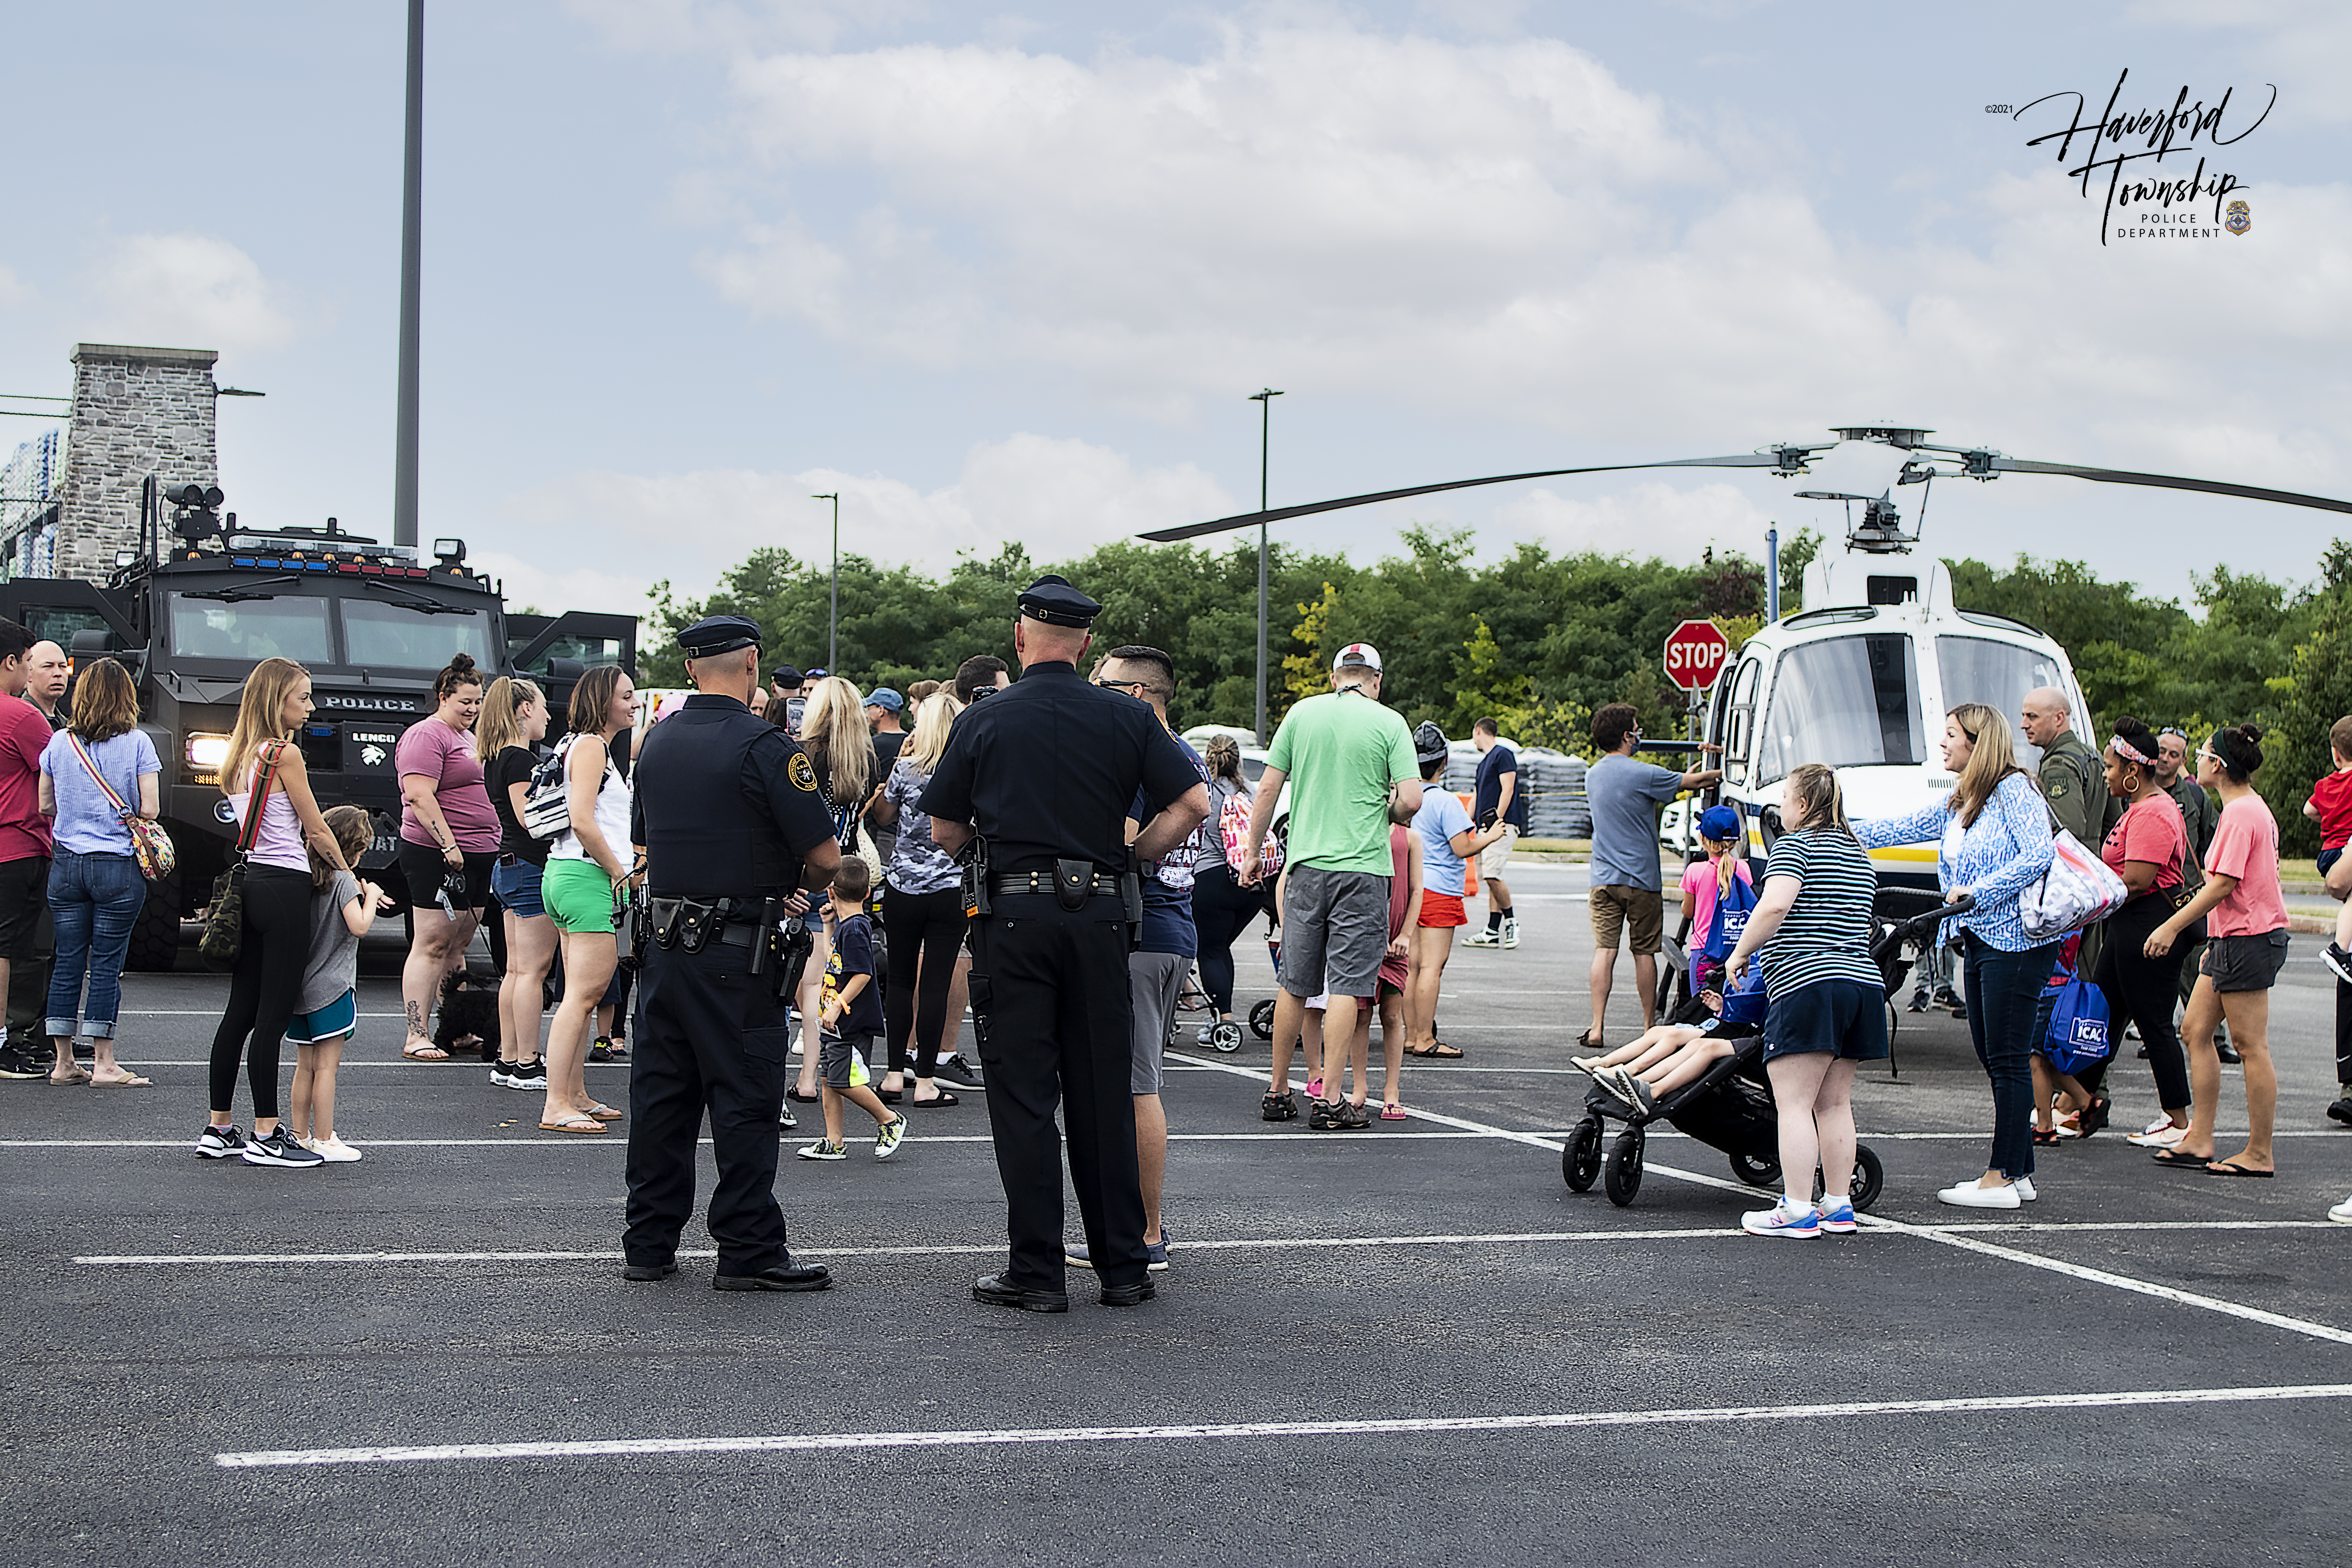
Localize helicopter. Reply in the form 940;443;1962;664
1141;425;2352;903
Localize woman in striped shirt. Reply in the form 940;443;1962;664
1722;763;1887;1238
1853;703;2056;1210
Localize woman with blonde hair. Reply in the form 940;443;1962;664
35;657;161;1085
200;657;358;1168
789;676;873;1101
1852;703;2057;1209
476;676;556;1091
868;690;968;1105
537;665;639;1135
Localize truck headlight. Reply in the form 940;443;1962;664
186;734;232;771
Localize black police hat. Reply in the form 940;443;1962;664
677;615;764;659
1018;574;1101;628
770;664;804;686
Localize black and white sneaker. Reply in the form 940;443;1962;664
2324;942;2352;987
241;1126;326;1168
196;1123;248;1158
932;1055;984;1090
506;1058;548;1090
489;1062;518;1088
0;1044;44;1080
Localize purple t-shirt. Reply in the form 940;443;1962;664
396;718;501;853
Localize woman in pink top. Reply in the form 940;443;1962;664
200;658;359;1168
394;653;499;1060
2145;723;2288;1177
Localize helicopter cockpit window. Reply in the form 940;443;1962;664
341;599;493;673
1935;636;2066;756
1757;633;1924;783
167;594;333;665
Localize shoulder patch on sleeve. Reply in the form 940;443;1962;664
2047;779;2069;798
789;751;818;793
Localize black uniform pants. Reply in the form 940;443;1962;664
974;895;1146;1292
624;936;795;1274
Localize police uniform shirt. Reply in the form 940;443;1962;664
917;662;1200;872
630;693;837;897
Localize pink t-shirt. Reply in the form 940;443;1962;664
2204;793;2287;938
395;718;501;853
2102;795;2186;892
0;695;55;862
1680;853;1753;944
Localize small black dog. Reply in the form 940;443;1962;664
432;969;503;1062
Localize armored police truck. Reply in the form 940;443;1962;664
0;483;635;969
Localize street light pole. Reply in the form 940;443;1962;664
813;492;840;669
392;0;424;548
1249;387;1283;744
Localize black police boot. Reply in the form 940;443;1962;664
713;1259;833;1292
972;1273;1070;1313
1099;1278;1156;1307
622;1258;679;1282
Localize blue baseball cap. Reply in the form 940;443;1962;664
866;688;904;712
1698;804;1742;841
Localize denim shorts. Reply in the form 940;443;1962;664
490;856;546;920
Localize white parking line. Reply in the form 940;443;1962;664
0;1131;1489;1151
214;1382;2352;1468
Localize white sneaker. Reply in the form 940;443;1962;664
2012;1176;2037;1202
2127;1118;2187;1149
1502;918;1520;949
1196;1024;1215;1045
1936;1180;2022;1210
2329;1195;2352;1225
1463;928;1501;949
312;1136;363;1163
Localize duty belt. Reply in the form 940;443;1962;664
995;872;1120;899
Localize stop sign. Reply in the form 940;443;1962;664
1662;619;1730;691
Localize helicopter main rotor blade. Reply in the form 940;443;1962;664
1989;457;2352;515
1136;454;1797;544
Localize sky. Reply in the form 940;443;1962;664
4;0;2348;626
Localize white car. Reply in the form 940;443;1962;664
1657;798;1695;853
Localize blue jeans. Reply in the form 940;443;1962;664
47;847;147;1039
1962;936;2060;1180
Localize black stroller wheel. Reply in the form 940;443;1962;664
1210;1020;1243;1054
1728;1151;1780;1188
1248;999;1276;1040
1602;1128;1645;1207
1562;1117;1603;1191
1810;1144;1887;1211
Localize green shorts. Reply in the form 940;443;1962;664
542;858;617;934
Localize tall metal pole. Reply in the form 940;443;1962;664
392;0;423;548
1249;388;1283;743
1765;524;1780;622
814;492;840;669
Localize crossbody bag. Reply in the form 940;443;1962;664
65;732;175;882
198;742;286;972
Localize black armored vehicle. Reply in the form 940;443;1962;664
0;482;635;968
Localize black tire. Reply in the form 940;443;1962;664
124;868;183;972
1249;998;1275;1039
1563;1117;1603;1191
1729;1150;1780;1189
1602;1128;1645;1207
1811;1144;1887;1211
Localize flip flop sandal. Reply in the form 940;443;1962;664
584;1103;624;1121
912;1090;960;1107
539;1115;607;1134
403;1044;452;1062
48;1068;91;1085
1576;1031;1603;1051
786;1087;821;1103
2149;1147;2216;1168
1379;1103;1407;1120
1406;1042;1465;1059
2206;1160;2274;1177
90;1072;151;1087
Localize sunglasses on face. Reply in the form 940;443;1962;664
1094;678;1150;694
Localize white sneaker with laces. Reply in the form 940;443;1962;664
1502;918;1520;949
2127;1118;2187;1149
312;1136;363;1163
1463;928;1501;949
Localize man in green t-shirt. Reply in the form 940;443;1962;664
1237;642;1420;1128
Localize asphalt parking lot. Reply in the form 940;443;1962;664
7;856;2350;1566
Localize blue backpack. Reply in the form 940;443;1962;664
2040;965;2112;1075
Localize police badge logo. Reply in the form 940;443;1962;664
789;751;818;792
2225;200;2250;235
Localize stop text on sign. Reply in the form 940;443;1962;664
1662;619;1730;691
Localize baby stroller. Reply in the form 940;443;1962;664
1560;897;1972;1209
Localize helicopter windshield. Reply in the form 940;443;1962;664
1935;636;2067;756
1757;633;1924;782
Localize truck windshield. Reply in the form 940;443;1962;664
1758;633;1924;782
340;599;493;672
1935;636;2067;757
167;594;333;665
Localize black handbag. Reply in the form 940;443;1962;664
199;742;285;973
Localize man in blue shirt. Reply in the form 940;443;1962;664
1463;718;1529;950
1582;703;1718;1049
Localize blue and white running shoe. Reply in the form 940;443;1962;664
1740;1201;1819;1238
1814;1199;1857;1234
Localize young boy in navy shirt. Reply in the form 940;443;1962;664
797;856;907;1161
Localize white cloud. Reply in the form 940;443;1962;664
0;265;29;309
488;432;1232;606
89;233;297;356
1489;479;1772;561
563;0;923;54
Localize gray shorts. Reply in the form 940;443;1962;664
1279;865;1388;1000
2200;929;2290;993
819;1031;873;1091
1127;950;1185;1096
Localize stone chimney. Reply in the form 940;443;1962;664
56;343;219;581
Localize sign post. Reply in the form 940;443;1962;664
1661;619;1730;860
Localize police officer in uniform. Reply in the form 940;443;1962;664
921;578;1209;1312
624;615;842;1291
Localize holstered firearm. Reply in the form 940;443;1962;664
770;913;815;1003
960;833;991;919
1117;851;1144;951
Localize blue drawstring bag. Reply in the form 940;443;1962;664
2040;965;2112;1075
1704;867;1767;1025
